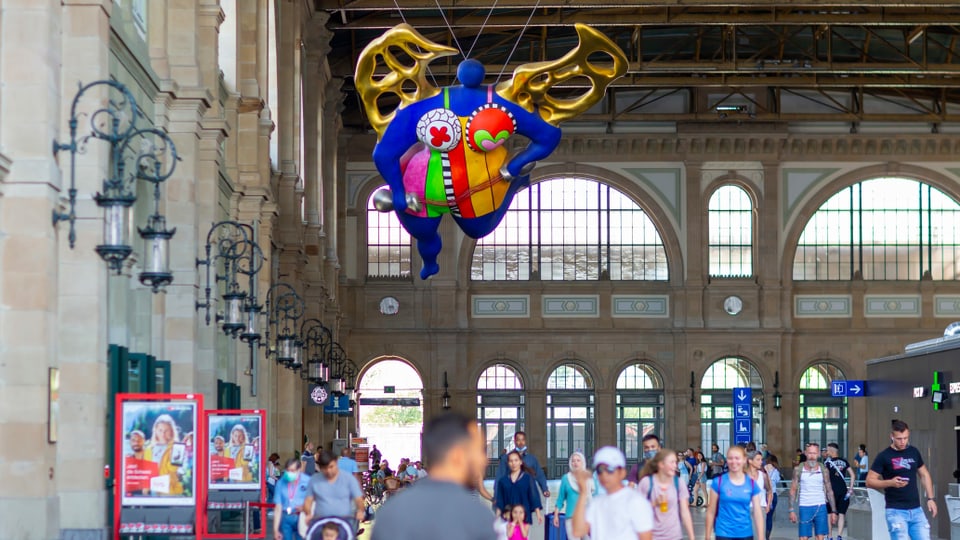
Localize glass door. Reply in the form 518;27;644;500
478;392;524;478
546;392;594;478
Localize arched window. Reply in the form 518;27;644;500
793;177;960;280
546;363;595;478
700;357;764;453
709;185;753;277
357;358;424;464
799;363;848;455
471;177;669;281
476;364;525;477
616;364;665;468
366;190;411;278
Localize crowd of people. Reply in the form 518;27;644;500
265;416;934;540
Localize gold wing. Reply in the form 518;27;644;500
354;24;459;139
496;24;628;125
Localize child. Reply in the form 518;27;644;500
321;522;340;540
507;505;530;540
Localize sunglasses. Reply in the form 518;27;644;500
595;464;623;475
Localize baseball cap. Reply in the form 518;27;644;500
592;446;626;470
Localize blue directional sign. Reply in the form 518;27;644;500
831;380;866;397
733;387;752;444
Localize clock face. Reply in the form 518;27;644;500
379;296;400;316
723;295;744;316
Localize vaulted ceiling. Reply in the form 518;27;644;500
316;1;960;131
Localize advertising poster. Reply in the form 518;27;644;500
120;400;198;506
207;414;262;490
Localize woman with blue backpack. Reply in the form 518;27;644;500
704;445;766;540
637;449;696;539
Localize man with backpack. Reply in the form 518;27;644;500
789;443;837;540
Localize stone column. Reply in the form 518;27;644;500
759;161;784;328
682;161;705;328
0;1;76;537
322;80;344;298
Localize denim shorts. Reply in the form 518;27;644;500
798;504;828;537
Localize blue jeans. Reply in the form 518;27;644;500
766;493;778;538
885;507;930;540
278;513;302;540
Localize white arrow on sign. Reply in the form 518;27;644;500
736;405;750;416
850;384;862;395
737;390;747;401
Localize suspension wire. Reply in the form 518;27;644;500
434;0;466;59
466;0;499;60
391;0;441;88
496;0;541;84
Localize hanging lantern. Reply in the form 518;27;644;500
138;213;176;292
94;193;136;273
221;291;246;335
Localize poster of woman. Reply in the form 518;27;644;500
120;400;197;506
207;414;262;490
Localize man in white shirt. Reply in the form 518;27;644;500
571;446;653;540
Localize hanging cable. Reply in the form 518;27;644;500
496;0;541;84
466;0;499;60
391;0;441;88
433;0;466;59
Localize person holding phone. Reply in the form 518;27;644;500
866;419;937;540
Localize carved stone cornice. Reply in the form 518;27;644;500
340;131;960;162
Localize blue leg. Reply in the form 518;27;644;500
397;212;443;279
453;175;528;239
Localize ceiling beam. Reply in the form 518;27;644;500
327;11;960;29
319;0;960;9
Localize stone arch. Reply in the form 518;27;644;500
781;163;960;282
456;163;685;285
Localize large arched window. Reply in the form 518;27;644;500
476;364;525;477
709;185;754;277
546;363;595;478
616;364;665;469
793;177;960;280
700;357;764;453
366;190;411;278
471;177;669;281
799;363;848;455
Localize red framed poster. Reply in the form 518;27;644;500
202;409;267;539
114;393;205;539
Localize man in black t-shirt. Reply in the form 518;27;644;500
866;419;938;540
824;442;855;540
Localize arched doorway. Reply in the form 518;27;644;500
546;363;595;478
476;363;525;478
615;363;665;471
700;357;764;453
799;363;848;454
357;358;423;466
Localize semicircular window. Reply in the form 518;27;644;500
471;176;669;281
793;177;960;280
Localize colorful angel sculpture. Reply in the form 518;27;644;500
357;24;627;278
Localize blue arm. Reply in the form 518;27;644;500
531;455;549;493
499;101;562;178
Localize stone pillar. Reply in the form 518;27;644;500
525;390;547;468
682;162;705;328
594;389;616;448
759;162;784;328
322;80;344;297
0;1;72;536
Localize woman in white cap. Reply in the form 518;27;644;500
571;446;654;540
553;451;595;539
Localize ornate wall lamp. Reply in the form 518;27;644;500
300;319;333;385
773;370;783;410
195;221;264;336
326;342;347;394
52;80;178;292
442;371;451;410
264;283;305;371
